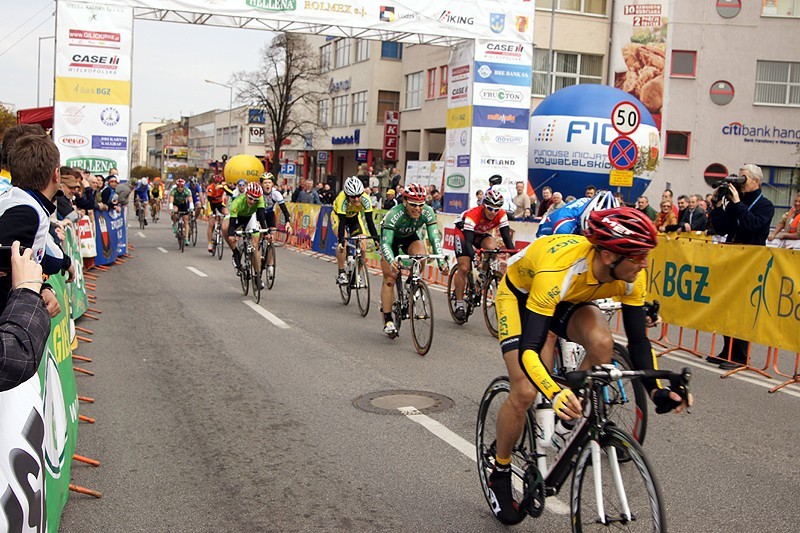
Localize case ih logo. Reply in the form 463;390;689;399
69;54;120;72
485;43;524;59
58;135;88;147
69;29;120;49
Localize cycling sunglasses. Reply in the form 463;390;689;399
485;205;501;212
407;201;425;208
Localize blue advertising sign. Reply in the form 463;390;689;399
318;151;329;163
355;149;368;162
248;108;265;124
473;106;530;130
474;61;531;87
93;209;126;266
91;135;127;150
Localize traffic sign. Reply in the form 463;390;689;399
280;163;296;175
611;101;641;135
609;169;634;187
608;135;638;171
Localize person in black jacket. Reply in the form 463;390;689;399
708;164;774;370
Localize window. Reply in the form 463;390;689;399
439;65;448;97
535;0;606;15
351;91;368;124
405;72;423;109
320;44;331;73
317;99;329;127
755;61;800;106
377;91;400;123
381;41;403;60
334;38;351;69
532;49;603;97
426;68;437;100
671;51;697;78
355;39;370;62
665;131;690;158
760;166;799;226
762;0;800;17
332;95;348;126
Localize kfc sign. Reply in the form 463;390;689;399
383;110;400;161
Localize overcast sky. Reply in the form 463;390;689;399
0;1;273;129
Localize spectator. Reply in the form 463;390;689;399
356;163;370;188
654;200;677;233
536;186;553;217
295;179;321;204
635;196;657;221
100;175;121;211
544;191;565;215
56;174;81;223
0;241;50;391
389;167;402;191
585;184;596;198
511;181;532;220
383;189;399;210
375;165;390;199
678;194;707;233
395;184;405;201
430;190;443;213
73;169;101;213
475;189;484;206
709;164;774;370
528;189;539;218
291;179;305;202
564;195;577;204
768;191;800;247
662;189;679;217
367;186;380;209
1;124;50;192
320;183;334;205
369;170;380;201
664;195;689;232
115;177;133;216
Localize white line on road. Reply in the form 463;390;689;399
187;266;208;278
399;406;570;516
157;247;168;253
242;300;290;329
137;231;146;238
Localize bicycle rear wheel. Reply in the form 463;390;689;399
240;252;250;296
409;280;434;355
355;256;370;317
251;255;262;303
178;224;185;253
216;228;224;260
476;376;534;526
570;426;665;532
482;274;501;338
446;265;473;324
607;344;648;446
391;279;404;335
190;218;198;247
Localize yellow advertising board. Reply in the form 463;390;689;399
55;77;132;105
446;106;472;130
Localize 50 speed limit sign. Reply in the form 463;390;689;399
611;101;641;135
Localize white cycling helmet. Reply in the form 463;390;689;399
343;176;364;197
580;190;619;233
260;172;274;182
140;177;149;186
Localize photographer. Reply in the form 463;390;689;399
708;164;774;370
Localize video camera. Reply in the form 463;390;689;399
711;174;747;203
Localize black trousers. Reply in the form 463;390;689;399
719;335;749;364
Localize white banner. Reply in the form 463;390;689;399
54;1;134;180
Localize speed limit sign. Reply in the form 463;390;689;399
611;101;641;135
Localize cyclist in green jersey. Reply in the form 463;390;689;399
223;182;268;287
379;182;448;337
169;178;195;245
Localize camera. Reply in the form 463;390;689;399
711;175;746;203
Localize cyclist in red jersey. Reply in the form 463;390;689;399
452;189;516;321
205;174;232;252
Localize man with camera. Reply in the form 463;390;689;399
708;164;774;370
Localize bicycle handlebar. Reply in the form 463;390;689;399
566;365;692;402
234;228;272;236
394;254;446;262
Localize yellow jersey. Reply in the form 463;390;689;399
333;190;372;218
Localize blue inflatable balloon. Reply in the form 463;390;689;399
528;85;660;203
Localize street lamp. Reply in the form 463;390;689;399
205;79;234;159
37;36;55;107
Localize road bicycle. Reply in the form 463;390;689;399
389;253;445;356
259;227;278;290
338;235;373;317
136;200;147;229
476;364;691;531
210;213;225;260
235;228;270;304
189;210;199;247
150;198;160;223
175;211;189;253
446;248;513;337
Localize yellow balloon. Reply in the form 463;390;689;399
223;154;264;184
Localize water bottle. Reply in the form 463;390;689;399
551;419;574;452
534;396;555;450
559;338;582;372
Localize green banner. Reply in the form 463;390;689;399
63;225;89;318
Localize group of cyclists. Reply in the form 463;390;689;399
330;174;693;524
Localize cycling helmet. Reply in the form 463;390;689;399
212;174;224;184
140;178;149;187
584;207;658;255
245;182;263;199
483;189;505;208
260;172;274;182
488;174;503;186
343;176;364;197
580;190;619;233
404;183;427;203
237;179;247;187
175;178;186;187
189;176;198;184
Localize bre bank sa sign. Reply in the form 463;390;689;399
721;121;800;145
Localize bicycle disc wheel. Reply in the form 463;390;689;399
355;257;370;317
191;219;198;247
606;344;649;446
251;257;261;304
410;281;434;355
266;243;276;290
476;377;534;526
482;274;501;338
570;427;665;532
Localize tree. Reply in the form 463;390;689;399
130;165;161;180
233;34;328;177
0;104;17;141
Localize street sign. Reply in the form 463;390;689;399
317;151;328;163
611;101;640;135
609;169;634;187
280;163;296;175
608;135;638;170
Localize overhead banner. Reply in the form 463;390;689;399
54;1;134;180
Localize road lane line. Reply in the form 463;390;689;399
157;247;168;253
137;231;146;238
399;406;570;516
187;266;208;278
243;300;290;329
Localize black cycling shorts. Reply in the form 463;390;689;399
209;201;226;215
387;234;420;259
342;216;363;237
453;232;491;258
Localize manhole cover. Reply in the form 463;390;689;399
353;390;454;415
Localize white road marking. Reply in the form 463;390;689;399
399;407;570;516
157;247;168;253
242;300;290;329
137;231;146;238
187;266;208;278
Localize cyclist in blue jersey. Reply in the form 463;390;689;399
133;178;150;225
536;190;618;237
188;176;204;220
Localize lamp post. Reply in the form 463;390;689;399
205;79;234;160
37;36;55;107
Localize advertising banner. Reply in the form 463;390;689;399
63;224;89;318
93;208;127;265
78;214;97;258
54;1;134;180
404;161;445;190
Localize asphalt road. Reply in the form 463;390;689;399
59;220;800;532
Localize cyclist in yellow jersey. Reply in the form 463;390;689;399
334;176;380;285
488;207;692;525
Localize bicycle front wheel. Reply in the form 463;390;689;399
240;254;250;296
355;257;370;317
482;274;501;338
409;281;434;355
607;344;649;446
571;426;665;532
251;256;262;303
265;242;276;290
476;376;534;526
339;265;352;305
178;225;185;253
216;230;224;260
191;218;198;246
445;265;463;324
